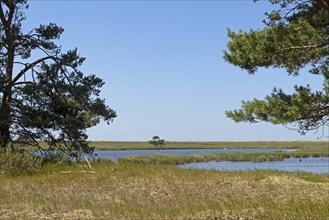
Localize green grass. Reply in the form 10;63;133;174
0;162;328;219
90;141;329;150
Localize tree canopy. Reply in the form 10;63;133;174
224;0;329;136
0;0;116;159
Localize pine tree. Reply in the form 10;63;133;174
0;0;116;159
224;0;329;136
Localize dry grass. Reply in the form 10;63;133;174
0;162;328;219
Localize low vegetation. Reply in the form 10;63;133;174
0;146;42;176
90;141;328;150
0;162;328;219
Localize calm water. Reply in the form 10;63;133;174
95;148;294;162
178;157;329;174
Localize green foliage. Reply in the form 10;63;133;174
148;136;166;148
224;0;329;135
0;145;42;176
0;1;116;159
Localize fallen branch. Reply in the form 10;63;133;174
84;154;94;171
60;171;96;174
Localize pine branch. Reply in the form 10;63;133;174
281;43;327;51
10;56;55;85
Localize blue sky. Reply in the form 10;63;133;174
25;0;325;141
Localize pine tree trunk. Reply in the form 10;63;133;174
0;99;11;148
0;46;14;148
0;1;16;147
0;3;15;148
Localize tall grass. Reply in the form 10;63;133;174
0;162;328;219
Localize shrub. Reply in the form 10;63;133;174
0;145;42;176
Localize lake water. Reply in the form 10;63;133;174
95;148;294;162
178;157;329;174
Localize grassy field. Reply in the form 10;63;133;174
1;141;328;219
90;141;328;151
0;162;328;219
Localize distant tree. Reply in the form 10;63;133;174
148;136;166;148
0;0;116;160
224;0;329;136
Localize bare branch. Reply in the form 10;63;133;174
61;171;96;174
0;3;8;28
282;1;312;19
6;2;15;27
1;1;11;8
84;155;94;171
13;81;33;86
11;56;55;85
13;61;26;65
